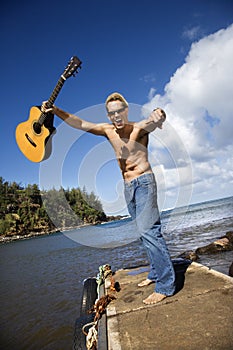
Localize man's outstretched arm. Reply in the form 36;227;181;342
41;102;107;136
136;108;166;134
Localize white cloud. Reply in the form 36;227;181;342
144;24;233;207
140;73;156;84
182;25;202;40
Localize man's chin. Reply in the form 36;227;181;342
114;122;125;129
116;125;124;129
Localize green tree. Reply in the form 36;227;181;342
0;178;107;237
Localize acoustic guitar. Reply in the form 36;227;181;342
15;56;82;162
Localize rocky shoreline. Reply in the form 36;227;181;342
177;231;233;277
0;222;103;244
0;226;78;244
0;216;127;244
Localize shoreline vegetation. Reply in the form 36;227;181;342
0;177;125;244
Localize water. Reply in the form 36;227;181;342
0;196;232;349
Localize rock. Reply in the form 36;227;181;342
196;232;233;255
225;231;233;244
229;262;233;277
176;250;199;261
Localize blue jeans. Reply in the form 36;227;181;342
124;173;175;296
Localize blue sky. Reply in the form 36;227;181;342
1;0;233;215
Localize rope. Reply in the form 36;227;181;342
84;322;98;350
96;264;113;295
82;321;96;336
82;264;119;349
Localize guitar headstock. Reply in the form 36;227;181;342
62;56;82;80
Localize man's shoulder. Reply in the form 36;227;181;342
98;123;115;137
100;123;114;132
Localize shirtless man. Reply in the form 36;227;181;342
42;92;176;304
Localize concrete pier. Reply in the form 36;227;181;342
105;262;233;350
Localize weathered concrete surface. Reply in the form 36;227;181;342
106;263;233;350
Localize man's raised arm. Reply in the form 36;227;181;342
136;108;166;134
41;102;107;136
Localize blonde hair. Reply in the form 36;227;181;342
105;92;128;108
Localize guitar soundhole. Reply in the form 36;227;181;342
33;122;42;134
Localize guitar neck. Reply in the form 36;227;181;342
38;76;66;125
47;75;66;107
36;55;82;127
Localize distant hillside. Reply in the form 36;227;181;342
0;177;107;239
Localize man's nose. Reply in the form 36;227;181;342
113;111;120;118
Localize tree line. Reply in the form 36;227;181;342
0;177;108;237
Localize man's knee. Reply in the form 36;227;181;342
137;219;161;235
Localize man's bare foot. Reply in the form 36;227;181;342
143;292;166;305
138;279;154;287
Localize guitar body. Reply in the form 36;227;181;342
15;106;52;162
15;56;82;162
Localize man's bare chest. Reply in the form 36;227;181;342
107;130;148;158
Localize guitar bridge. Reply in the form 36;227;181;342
25;133;37;147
